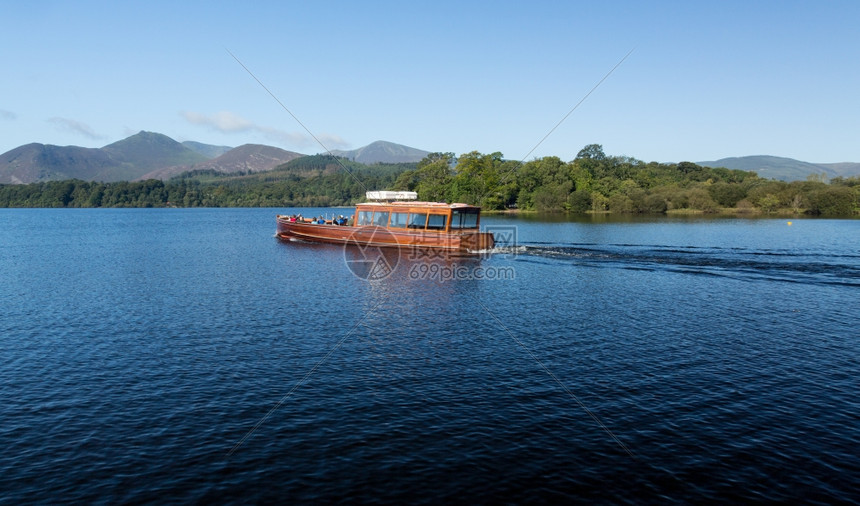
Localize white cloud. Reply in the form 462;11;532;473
255;125;308;146
181;110;253;133
316;133;350;150
181;110;350;151
48;117;104;140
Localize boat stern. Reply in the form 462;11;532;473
460;231;495;252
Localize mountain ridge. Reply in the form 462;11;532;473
138;144;304;180
182;141;232;159
330;140;430;164
102;131;209;173
0;131;212;183
0;134;430;184
699;155;860;181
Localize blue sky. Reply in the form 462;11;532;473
2;0;858;163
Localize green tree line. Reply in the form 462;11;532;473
393;145;860;216
1;147;858;216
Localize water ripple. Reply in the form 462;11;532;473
1;210;858;503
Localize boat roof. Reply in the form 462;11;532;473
356;201;479;209
366;190;417;200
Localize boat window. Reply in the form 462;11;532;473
372;211;390;227
427;214;447;230
451;209;479;228
389;212;408;228
357;210;373;226
408;212;427;229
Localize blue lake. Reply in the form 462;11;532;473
1;208;858;503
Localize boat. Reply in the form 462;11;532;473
276;191;495;255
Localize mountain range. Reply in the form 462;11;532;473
0;133;423;184
1;132;207;184
698;156;860;181
0;132;205;183
2;131;857;184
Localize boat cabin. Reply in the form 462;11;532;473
354;201;482;233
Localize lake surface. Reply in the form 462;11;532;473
1;208;858;503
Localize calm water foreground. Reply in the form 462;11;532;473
1;208;858;504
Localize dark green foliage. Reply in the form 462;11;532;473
685;188;720;213
641;193;668;213
533;181;572;212
568;190;592;212
575;144;606;161
411;152;456;202
708;182;747;207
608;193;634;213
445;151;517;210
805;186;856;216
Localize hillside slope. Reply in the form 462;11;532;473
182;141;232;158
138;144;305;180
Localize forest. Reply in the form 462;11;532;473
1;146;858;216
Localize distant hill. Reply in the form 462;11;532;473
699;155;860;181
182;141;233;159
330;140;430;164
101;131;208;173
0;143;118;183
138;144;305;180
818;162;860;178
0;131;208;183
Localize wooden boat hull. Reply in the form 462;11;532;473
276;216;494;254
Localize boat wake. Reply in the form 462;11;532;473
471;245;527;256
494;242;860;288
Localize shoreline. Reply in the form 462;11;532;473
481;207;855;218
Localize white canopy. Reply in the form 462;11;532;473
365;191;418;201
